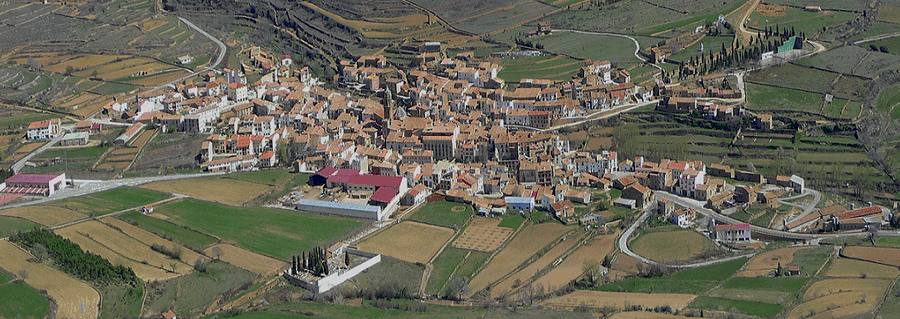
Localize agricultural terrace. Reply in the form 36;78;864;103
876;82;900;120
0;186;170;226
101;217;207;266
738;246;803;277
142;261;256;318
530;31;640;63
426;247;491;296
529;231;619;293
0;241;100;319
745;63;868;103
357;221;454;264
599;257;748;295
542;290;697;311
796;46;900;80
490;231;585;298
21;144;110;179
840;246;900;267
629;228;718;263
141;169;308;205
467;223;571;296
0;269;49;319
407;200;474;229
204;243;285;277
788;278;893;319
94;129;158;173
543;0;746;35
410;0;555;34
824;258;900;279
154;199;364;260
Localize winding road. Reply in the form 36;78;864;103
154;17;227;89
551;29;663;72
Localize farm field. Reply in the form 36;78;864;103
426;246;491;295
542;0;745;35
56;220;193;281
876;82;900;119
410;0;554;34
142;261;255;318
467;223;571;295
788;278;893;319
204;243;285;277
798;45;900;79
155;199;364;260
529;232;618;293
0;215;40;238
497;55;581;83
690;296;783;318
22;145;110;178
141;170;306;205
542;290;697;311
747;5;856;35
118;210;218;250
531;31;639;63
408;200;473;229
490;231;583;298
746;63;868;101
48;186;170;217
667;35;735;63
880;278;900;318
0;241;100;319
0;108;55;130
737;246;803;277
0;205;86;227
452;217;514;252
0;270;49;319
128;132;209;176
630;229;718;263
599;257;748;294
841;246;900;267
101;217;206;266
610;312;695;319
824;257;900;279
357;221;454;264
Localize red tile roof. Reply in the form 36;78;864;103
5;173;63;184
715;223;751;232
370;186;399;204
836;206;882;220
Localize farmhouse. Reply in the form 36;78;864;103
714;223;752;242
26;119;61;141
1;173;67;196
115;123;145;146
301;167;408;220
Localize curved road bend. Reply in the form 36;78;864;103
154;17;228;89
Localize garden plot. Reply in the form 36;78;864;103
0;205;86;227
490;232;583;298
452;217;514;252
357;221;453;264
102;217;206;266
824;258;900;279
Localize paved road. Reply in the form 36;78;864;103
780;188;822;220
11;134;64;173
618;207;756;268
551;29;663;72
154;17;227;89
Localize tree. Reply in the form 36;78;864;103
193;259;208;273
211;246;222;260
582;260;602;287
443;277;468;301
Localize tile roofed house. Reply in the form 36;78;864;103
714;223;751;241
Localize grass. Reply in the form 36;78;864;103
0;110;54;130
876;83;900;120
689;296;783;318
143;261;255;318
51;186;171;217
534;31;639;63
630;230;718;263
498;214;526;229
118;210;218;250
748;6;856;36
598;258;747;294
408;201;473;230
349;256;423;297
453;250;491;281
156;199;364;260
0;216;40;238
745;82;824;113
0;280;50;319
426;247;468;294
498;55;582;83
99;284;143;319
792;246;832;276
723;277;809;293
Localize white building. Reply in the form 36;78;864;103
26;120;61;141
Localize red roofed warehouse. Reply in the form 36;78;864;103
2;173;67;196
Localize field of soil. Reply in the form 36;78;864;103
141;176;274;205
529;232;619;293
542;290;697;311
490;232;583;298
205;243;285;277
0;205;86;227
788;278;893;319
452;217;513;252
824;258;900;279
738;246;802;277
841;246;900;267
358;221;454;264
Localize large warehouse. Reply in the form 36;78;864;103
1;173;67;196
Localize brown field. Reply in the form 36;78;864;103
205;243;285;277
0;205;86;226
43;54;127;73
530;232;619;293
102;217;206;266
788;278;892;319
141;177;272;205
55;91;102;108
467;223;571;296
56;221;192;281
738;246;802;277
824;258;900;279
842;246;900;267
141;18;169;32
612;254;643;274
452;217;514;252
10;142;44;162
73;57;173;80
490;232;583;298
357;221;453;264
611;312;696;319
542;290;696;311
127;70;189;87
0;241;100;319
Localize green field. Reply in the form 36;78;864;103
533;31;638;63
426;247;468;295
408;201;473;230
51;186;170;217
723;277;809;293
118;210;219;250
876;82;900;119
689;296;783;318
143;261;255;318
598;257;747;294
0;280;50;319
748;6;856;35
0;216;39;238
498;55;581;83
498;214;526;229
630;229;718;263
156;199;364;260
0;109;55;130
100;284;143;319
667;35;735;63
